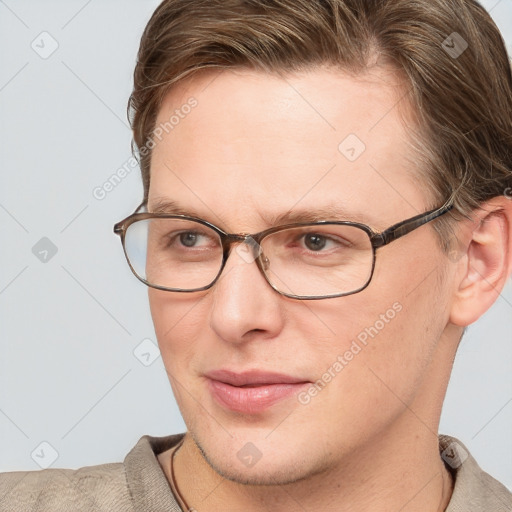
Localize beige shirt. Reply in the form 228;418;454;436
0;433;510;511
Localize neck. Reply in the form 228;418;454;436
172;420;453;512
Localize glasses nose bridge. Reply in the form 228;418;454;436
220;232;269;270
224;232;250;242
222;232;258;250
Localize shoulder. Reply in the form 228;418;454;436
0;433;186;512
441;435;512;512
0;461;133;512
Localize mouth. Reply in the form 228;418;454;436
205;369;311;414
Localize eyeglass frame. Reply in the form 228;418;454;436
113;199;454;300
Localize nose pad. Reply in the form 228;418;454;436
232;236;270;271
261;254;270;271
234;236;263;264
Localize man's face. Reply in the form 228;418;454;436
148;67;453;484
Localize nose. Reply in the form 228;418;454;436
208;240;285;344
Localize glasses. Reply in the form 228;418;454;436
113;200;453;300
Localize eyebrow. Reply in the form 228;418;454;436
151;198;208;216
268;206;369;225
149;198;373;228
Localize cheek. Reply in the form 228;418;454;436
302;243;449;418
148;289;206;371
290;298;434;454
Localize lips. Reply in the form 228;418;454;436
205;369;311;414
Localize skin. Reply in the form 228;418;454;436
148;66;512;511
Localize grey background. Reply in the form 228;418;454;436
0;0;511;489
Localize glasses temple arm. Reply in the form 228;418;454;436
371;201;454;248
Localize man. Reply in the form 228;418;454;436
1;0;511;510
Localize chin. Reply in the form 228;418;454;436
190;428;328;486
204;455;319;487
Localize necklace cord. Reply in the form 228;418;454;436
170;438;191;511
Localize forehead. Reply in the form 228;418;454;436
148;66;424;231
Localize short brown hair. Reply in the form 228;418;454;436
128;0;512;249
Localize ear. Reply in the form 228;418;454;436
449;195;512;327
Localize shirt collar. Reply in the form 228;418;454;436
124;433;510;512
124;433;184;511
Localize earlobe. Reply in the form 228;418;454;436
449;197;512;327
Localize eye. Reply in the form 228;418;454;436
303;233;328;251
299;232;350;252
169;230;216;249
179;231;202;247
